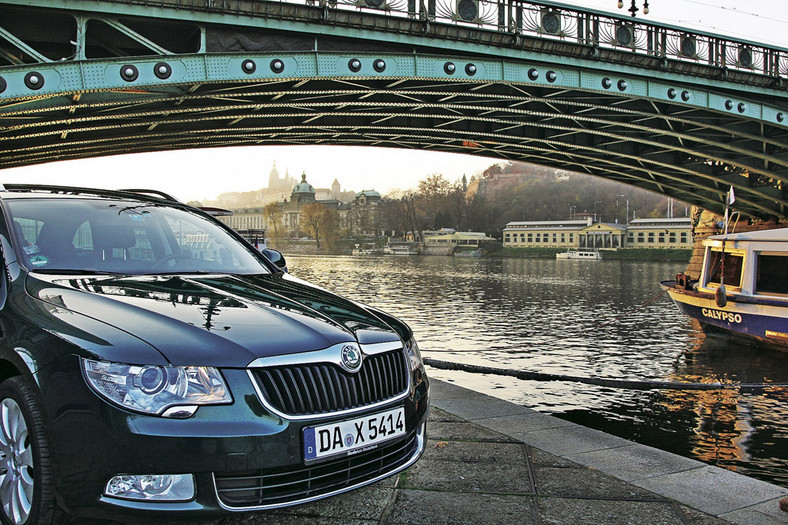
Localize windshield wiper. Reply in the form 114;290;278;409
148;270;221;276
31;268;128;276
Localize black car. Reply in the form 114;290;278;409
0;184;429;523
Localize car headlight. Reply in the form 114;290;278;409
405;337;423;372
82;359;232;417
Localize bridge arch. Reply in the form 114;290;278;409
0;0;786;218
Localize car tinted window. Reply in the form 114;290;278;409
6;198;270;275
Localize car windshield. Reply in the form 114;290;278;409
5;197;270;275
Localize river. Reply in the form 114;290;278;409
286;254;788;488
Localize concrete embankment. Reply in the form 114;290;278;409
147;379;787;525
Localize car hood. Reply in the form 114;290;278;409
26;272;407;368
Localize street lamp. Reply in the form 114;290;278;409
616;195;630;225
618;0;650;17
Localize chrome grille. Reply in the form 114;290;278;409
214;427;420;509
250;350;409;417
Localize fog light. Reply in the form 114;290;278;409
104;474;195;501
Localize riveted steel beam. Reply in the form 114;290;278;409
0;1;786;219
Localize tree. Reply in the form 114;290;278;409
320;208;341;250
301;203;326;248
264;202;283;245
415;173;453;229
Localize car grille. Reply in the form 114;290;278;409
250;350;409;416
214;427;420;509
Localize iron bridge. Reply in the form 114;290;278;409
0;0;786;218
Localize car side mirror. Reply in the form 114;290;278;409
261;248;287;273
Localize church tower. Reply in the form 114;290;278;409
331;179;341;200
268;161;280;190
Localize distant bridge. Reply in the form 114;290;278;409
0;0;786;218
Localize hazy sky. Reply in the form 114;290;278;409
3;0;784;202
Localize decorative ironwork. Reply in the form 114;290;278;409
0;1;785;80
0;1;785;219
310;0;786;79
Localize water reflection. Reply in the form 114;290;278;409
290;255;788;487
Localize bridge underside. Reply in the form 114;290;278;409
0;1;787;218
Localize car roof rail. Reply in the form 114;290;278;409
117;188;180;202
0;183;118;196
0;184;180;203
198;206;233;217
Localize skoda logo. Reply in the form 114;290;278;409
340;344;362;372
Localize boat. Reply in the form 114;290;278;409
383;242;419;255
454;249;482;257
352;243;383;256
661;227;788;350
556;248;602;260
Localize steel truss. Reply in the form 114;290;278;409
0;1;786;218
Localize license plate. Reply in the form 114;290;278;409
303;407;406;462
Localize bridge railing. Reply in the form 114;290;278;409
9;0;788;82
289;0;786;81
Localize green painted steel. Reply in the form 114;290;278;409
0;0;786;218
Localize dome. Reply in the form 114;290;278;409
293;172;315;194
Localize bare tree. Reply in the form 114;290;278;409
301;203;326;249
264;202;283;245
320;208;341;250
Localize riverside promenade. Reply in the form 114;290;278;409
128;379;787;525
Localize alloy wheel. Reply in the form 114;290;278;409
0;398;33;525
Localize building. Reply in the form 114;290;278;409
626;217;693;248
503;219;590;248
219;172;349;238
422;228;496;255
579;222;628;249
267;161;296;194
346;190;383;237
503;217;692;249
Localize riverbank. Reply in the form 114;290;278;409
272;241;692;262
491;247;691;261
125;379;785;525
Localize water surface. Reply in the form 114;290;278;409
288;254;788;487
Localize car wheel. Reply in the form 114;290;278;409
0;377;57;525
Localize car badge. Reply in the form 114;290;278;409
340;344;362;372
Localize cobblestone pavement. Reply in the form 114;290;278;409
94;412;729;524
74;379;788;524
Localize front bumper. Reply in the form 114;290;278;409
38;355;429;519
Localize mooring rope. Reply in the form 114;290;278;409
423;358;788;393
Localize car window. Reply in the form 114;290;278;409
5;198;270;275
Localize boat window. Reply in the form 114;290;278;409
756;254;788;295
706;250;743;287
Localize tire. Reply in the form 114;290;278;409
0;377;57;525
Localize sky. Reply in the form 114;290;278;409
2;0;785;203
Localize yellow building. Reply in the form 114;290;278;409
503;217;691;249
578;222;627;249
503;220;590;248
626;218;692;248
